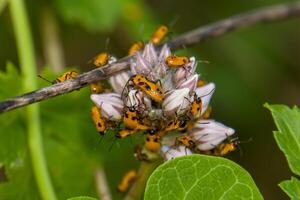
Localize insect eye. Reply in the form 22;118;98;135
97;123;102;127
154;138;158;142
146;138;150;142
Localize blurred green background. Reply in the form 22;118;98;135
0;0;299;199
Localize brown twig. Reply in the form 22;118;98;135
1;2;300;113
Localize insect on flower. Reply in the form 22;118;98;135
38;70;78;84
118;170;137;193
91;106;106;135
125;74;164;104
150;25;169;45
144;130;161;153
165;55;190;68
128;41;144;56
116;129;138;139
123;106;149;130
175;135;196;150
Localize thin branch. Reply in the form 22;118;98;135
1;2;300;113
95;167;112;200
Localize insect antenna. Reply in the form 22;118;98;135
37;75;53;84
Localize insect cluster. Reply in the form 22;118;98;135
87;25;240;192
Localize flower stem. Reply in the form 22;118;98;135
124;160;162;200
9;0;57;200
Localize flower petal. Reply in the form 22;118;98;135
124;89;151;111
91;93;124;121
176;74;198;91
142;43;158;66
159;44;171;60
108;71;131;94
190;119;235;151
130;52;152;75
163;88;191;116
162;145;192;161
195;82;215;115
173;57;197;83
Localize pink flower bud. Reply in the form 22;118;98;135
194;82;215;115
190;119;235;151
108;71;131;94
163;88;191;116
90;93;124;121
162;145;192;161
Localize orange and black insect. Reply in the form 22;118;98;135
197;79;206;87
144;130;161;153
150;25;169;45
91;106;106;135
123;106;149;130
158;117;188;137
118;170;137;193
128;41;144;56
165;55;189;68
93;52;109;67
128;74;164;103
189;93;202;119
212;138;240;156
38;70;78;84
115;129;138;139
175;135;196;150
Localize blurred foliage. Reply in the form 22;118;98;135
145;155;263;200
67;196;97;200
266;104;300;199
0;64;141;199
0;0;7;14
0;63;39;200
53;0;122;32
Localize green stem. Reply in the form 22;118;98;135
9;0;57;200
124;160;162;200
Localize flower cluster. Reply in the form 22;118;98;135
90;28;237;162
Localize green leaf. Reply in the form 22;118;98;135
0;63;40;200
145;155;263;200
53;0;121;32
67;196;97;200
279;177;300;200
265;104;300;176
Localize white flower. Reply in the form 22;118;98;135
194;82;215;115
162;145;192;161
109;71;131;94
162;88;191;116
124;89;151;112
130;52;151;75
142;42;158;67
153;44;171;78
176;74;198;91
190;119;235;151
90;93;124;121
173;57;197;83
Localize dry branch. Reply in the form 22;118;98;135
1;2;300;113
